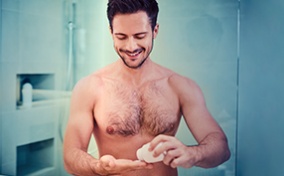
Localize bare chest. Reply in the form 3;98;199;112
97;79;181;137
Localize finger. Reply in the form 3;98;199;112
117;159;145;167
131;161;153;169
149;134;169;151
170;156;193;169
108;159;116;168
169;158;178;168
145;163;154;169
96;159;114;175
101;155;116;168
163;149;178;166
152;140;174;157
115;159;153;170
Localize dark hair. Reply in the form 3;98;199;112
107;0;159;32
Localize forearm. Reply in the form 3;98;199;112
193;132;230;168
64;147;100;176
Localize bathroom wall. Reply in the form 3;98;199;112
0;0;2;174
155;0;238;175
0;0;67;175
0;0;239;175
5;0;284;176
67;0;107;83
0;0;109;175
0;0;66;108
237;0;284;175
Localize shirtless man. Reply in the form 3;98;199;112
63;0;230;175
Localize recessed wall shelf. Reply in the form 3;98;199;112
16;74;55;109
17;138;54;176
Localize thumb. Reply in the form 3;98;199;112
100;155;116;168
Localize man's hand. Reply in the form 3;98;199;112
94;155;153;175
148;135;199;169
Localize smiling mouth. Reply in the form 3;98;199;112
125;49;143;57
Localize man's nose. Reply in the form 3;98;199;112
125;38;138;52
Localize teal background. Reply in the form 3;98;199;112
1;0;284;175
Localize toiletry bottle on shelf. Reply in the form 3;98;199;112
22;82;33;108
136;142;165;163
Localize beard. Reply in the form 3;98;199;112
117;39;154;69
118;49;147;69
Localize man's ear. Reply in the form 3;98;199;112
153;23;159;39
109;26;113;34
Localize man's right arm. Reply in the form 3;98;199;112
63;76;101;175
63;75;152;175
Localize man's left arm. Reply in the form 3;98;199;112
149;75;230;168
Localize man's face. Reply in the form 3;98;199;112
111;11;159;69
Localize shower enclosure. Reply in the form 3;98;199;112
0;0;238;175
2;0;284;175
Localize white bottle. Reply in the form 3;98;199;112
22;82;33;108
136;142;164;163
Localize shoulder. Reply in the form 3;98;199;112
73;63;115;90
71;71;105;105
168;72;200;91
73;73;103;92
153;63;203;97
167;73;205;105
72;63;118;96
152;62;202;93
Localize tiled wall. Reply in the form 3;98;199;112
238;0;284;175
0;0;2;173
1;0;67;175
0;0;239;175
70;0;107;82
2;0;283;175
153;0;238;175
0;0;66;111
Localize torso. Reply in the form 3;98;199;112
103;77;180;136
92;61;182;176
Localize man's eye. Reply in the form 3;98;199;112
136;35;146;39
117;36;126;40
115;35;127;40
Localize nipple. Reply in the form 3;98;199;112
106;126;115;134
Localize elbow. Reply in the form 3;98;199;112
216;140;231;167
64;164;71;175
63;158;72;174
218;136;231;165
64;160;77;176
220;133;231;163
224;145;231;163
226;144;231;160
223;136;231;163
63;152;75;175
214;136;231;167
207;147;231;169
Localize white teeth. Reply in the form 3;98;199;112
129;53;137;57
127;50;141;57
130;53;137;56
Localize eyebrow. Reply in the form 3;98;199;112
114;32;148;36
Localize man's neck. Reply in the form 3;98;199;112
117;58;154;87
